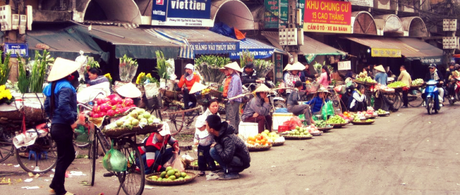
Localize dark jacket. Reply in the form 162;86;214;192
214;122;250;173
43;79;77;125
425;70;444;84
300;70;315;82
287;89;300;107
241;70;257;85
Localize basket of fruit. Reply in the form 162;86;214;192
326;115;348;128
145;169;197;186
283;127;313;140
247;144;272;151
376;109;390;116
351;119;375;125
315;120;333;132
187;160;220;170
102;108;162;138
272;139;285;146
411;79;424;88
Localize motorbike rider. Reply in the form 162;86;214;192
446;63;457;100
241;62;263;91
424;64;445;106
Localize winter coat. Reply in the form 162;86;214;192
397;70;412;87
241;70;257;85
43;79;77;125
178;74;200;90
214;122;251;173
138;133;178;172
241;96;271;121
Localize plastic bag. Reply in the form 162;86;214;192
103;142;127;172
282;117;303;130
163;153;185;172
321;101;334;120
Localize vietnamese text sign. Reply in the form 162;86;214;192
371;48;401;58
338;61;351;70
151;0;213;27
274;52;284;82
303;0;351;33
191;42;239;55
264;0;280;28
421;57;442;65
230;49;275;60
4;43;28;57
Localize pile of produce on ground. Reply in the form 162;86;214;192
149;167;191;181
304;124;322;136
315;120;331;128
387;81;408;88
90;94;136;118
246;133;273;147
375;83;395;93
411;78;424;86
376;109;388;114
285;126;312;137
338;111;353;121
326;115;347;124
260;130;285;143
104;108;160;131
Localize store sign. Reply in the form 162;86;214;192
338;61;351;70
230;50;274;60
279;0;304;28
371;48;401;58
274;53;284;82
348;0;373;7
151;0;213;27
264;0;280;29
4;43;28;57
421;57;442;65
191;42;239;55
303;0;351;33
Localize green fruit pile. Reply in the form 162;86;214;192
315;120;328;128
104;108;161;131
356;75;376;83
387;81;408;88
287;126;312;136
149;166;191;182
412;79;424;86
376;109;387;114
326;115;347;124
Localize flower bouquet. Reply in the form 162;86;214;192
119;54;138;82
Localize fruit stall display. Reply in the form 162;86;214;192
411;78;424;87
356;72;377;85
314;120;333;131
103;108;162;137
283;126;313;140
376;109;390;116
90;94;136;118
261;130;285;146
245;133;273;151
326;115;348;128
145;166;197;186
387;81;408;89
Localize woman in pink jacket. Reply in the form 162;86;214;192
317;66;331;88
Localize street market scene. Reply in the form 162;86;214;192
1;0;460;195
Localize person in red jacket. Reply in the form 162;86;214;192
178;64;200;112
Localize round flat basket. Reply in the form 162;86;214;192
351;120;375;125
284;135;313;140
247;145;272;151
377;112;390;117
103;124;163;138
272;141;285;146
187;160;221;170
328;123;347;128
145;171;197;186
317;126;333;132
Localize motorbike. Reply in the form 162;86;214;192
424;80;440;114
447;78;460;105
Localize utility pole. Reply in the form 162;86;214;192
287;0;299;63
279;0;302;63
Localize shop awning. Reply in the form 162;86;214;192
74;25;180;59
261;31;346;63
344;37;443;59
1;27;106;61
145;28;239;59
229;38;283;60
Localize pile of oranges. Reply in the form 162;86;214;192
246;134;271;146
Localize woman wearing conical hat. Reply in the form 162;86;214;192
43;58;81;195
241;84;273;133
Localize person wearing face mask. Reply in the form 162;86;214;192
178;64;200;112
43;58;81;195
425;64;445;106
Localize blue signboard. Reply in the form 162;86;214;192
191;42;239;55
230;49;275;60
4;43;28;57
152;0;211;21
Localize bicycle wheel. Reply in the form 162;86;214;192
0;128;14;163
408;89;423;107
392;93;402;111
16;135;57;173
118;140;145;195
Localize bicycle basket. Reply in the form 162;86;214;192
306;82;320;93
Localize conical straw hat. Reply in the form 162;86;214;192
374;65;385;73
47;57;81;82
286;62;305;71
189;82;207;94
283;64;292;71
116;83;142;98
253;84;271;93
224;62;242;73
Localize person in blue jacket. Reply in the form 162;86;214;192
43;58;81;195
306;87;330;114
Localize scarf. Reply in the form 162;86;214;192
431;70;439;81
185;66;195;81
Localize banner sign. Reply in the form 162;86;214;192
349;0;373;7
4;43;28;57
371;48;401;58
264;0;280;28
420;57;443;65
338;61;351;70
274;52;284;82
151;0;213;27
191;42;239;55
230;49;275;60
279;0;305;27
303;0;351;33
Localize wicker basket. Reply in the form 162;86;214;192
284;135;313;140
103;124;163;138
145;171;197;186
247;145;272;151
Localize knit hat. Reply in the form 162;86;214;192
206;115;222;130
185;63;194;71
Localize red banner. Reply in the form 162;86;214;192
303;0;351;33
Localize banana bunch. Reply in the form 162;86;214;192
201;88;211;95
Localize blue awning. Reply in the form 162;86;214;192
145;28;239;59
229;38;283;60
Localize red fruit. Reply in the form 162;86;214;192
111;96;122;106
101;103;112;112
107;94;121;100
116;104;123;109
92;106;98;113
124;98;133;106
115;108;123;114
89;112;94;117
96;98;103;105
93;113;100;118
107;109;115;117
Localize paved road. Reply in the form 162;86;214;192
1;104;460;195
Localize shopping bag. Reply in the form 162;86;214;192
103;141;127;172
282;117;303;130
164;153;185;172
321;101;334;120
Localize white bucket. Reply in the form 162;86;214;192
272;113;294;131
238;122;258;141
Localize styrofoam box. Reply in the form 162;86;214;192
272;113;294;131
238;122;258;140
